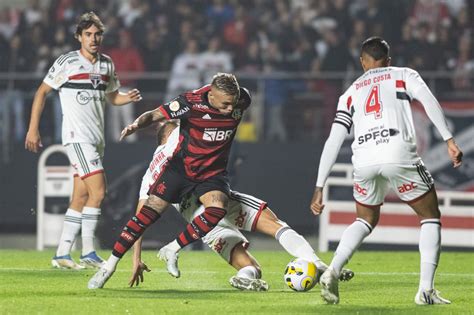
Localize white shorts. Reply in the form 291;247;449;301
139;174;151;200
353;161;434;206
223;191;267;232
65;143;104;179
202;225;249;263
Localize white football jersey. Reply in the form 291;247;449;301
43;50;120;146
335;66;450;168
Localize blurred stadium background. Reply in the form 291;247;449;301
0;0;472;250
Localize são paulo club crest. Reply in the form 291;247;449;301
89;73;101;89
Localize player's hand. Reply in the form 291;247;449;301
446;139;463;168
129;260;151;287
120;122;139;141
25;130;43;153
310;187;324;215
127;89;142;103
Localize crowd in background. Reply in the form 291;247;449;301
0;0;473;143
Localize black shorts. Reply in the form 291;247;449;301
148;165;230;203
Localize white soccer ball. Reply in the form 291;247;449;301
284;258;318;292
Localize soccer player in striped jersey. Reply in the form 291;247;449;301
310;37;463;305
25;12;142;269
88;73;252;288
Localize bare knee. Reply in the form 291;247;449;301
409;189;441;220
356;204;380;228
87;188;106;207
70;192;88;209
360;213;379;228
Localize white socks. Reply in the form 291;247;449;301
419;218;441;291
166;240;182;252
330;218;372;276
237;266;260;279
81;207;101;255
104;254;120;272
56;208;82;256
275;226;326;269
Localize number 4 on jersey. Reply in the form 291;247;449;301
365;85;382;119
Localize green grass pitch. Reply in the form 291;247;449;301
0;250;473;314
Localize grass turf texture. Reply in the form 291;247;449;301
0;250;472;314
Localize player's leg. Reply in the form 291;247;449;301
256;208;325;266
409;189;449;304
159;175;230;268
202;225;268;291
64;143;107;267
255;207;354;281
228;245;269;291
158;189;229;277
320;165;385;304
178;189;229;248
52;176;88;270
79;171;107;267
89;164;183;288
329;202;379;275
109;194;168;267
88;194;169;289
227;190;353;281
321;203;379;304
388;162;450;305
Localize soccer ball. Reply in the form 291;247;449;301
284;258;318;292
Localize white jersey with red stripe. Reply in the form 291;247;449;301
43;50;120;146
335;66;451;168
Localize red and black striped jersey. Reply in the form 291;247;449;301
158;84;251;181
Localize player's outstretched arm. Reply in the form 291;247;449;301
408;73;463;169
25;82;53;153
107;88;142;106
446;138;463;168
120;108;165;141
129;199;151;287
310;123;347;215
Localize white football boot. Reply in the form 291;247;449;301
51;255;85;270
88;267;115;289
157;246;180;278
320;267;339;304
229;276;269;291
415;289;451;305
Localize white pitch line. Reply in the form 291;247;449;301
0;268;214;274
355;272;474;277
0;268;473;277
